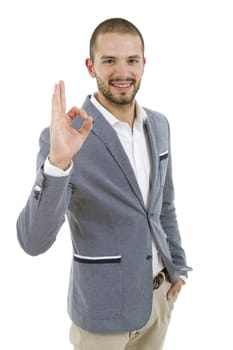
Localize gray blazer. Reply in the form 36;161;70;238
17;96;192;334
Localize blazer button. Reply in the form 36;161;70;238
33;185;42;200
146;255;152;260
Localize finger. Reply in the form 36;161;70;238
51;84;62;121
59;80;66;114
167;286;177;300
67;107;89;121
66;107;93;137
167;281;183;300
78;116;93;137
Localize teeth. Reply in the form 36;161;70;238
113;83;130;88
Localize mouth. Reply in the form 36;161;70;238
111;80;133;92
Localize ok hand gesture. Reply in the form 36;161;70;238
49;81;93;170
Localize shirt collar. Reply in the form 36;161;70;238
90;94;147;130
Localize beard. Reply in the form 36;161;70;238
95;75;141;106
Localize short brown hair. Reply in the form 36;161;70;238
89;18;145;61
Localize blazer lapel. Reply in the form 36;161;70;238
81;96;145;209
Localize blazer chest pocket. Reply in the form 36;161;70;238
159;151;169;187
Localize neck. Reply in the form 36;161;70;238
94;92;136;129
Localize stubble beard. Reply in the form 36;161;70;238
96;76;141;106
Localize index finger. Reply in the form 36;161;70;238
59;80;66;113
51;83;62;121
67;107;89;121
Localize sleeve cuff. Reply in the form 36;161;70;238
44;157;73;177
179;275;187;283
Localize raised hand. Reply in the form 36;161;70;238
49;80;93;170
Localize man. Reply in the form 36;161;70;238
17;18;192;350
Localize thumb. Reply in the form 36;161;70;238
78;116;93;137
167;287;175;300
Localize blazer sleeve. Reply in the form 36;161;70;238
159;122;189;272
16;128;73;256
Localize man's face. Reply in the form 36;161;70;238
86;33;146;107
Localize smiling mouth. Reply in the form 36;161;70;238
111;81;133;91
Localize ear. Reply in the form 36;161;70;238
85;58;96;78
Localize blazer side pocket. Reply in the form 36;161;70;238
72;253;122;318
74;254;122;264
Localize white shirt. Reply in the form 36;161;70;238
44;95;164;277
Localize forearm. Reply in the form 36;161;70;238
160;200;187;267
16;168;72;256
160;124;188;270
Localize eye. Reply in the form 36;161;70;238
102;59;115;65
128;58;140;65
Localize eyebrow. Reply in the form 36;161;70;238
101;55;143;60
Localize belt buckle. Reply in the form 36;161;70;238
153;270;166;290
153;277;160;289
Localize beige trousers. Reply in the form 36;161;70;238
69;279;178;350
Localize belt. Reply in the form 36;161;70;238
153;268;169;290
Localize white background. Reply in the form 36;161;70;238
1;0;233;349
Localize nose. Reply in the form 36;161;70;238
114;60;130;78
